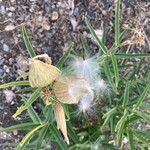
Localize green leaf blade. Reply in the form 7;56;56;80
13;88;42;118
17;124;45;150
122;83;130;107
111;53;119;88
49;124;68;150
0;123;39;132
85;18;107;54
36;125;49;150
127;129;134;150
0;81;30;89
134;83;150;109
22;25;36;58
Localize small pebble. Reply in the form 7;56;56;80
7;7;15;12
7;12;13;17
3;65;10;73
5;24;15;31
51;11;59;21
3;90;15;103
0;5;6;14
43;22;50;30
3;44;10;52
9;58;14;65
70;17;78;31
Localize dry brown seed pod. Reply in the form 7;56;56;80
29;59;61;87
54;102;69;144
53;79;76;104
53;76;91;104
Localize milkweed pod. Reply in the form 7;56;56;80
53;80;68;102
54;102;69;144
53;79;79;104
29;59;61;87
53;76;92;104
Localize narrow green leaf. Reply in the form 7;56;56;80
103;107;117;119
17;124;45;150
0;123;39;132
134;82;150;109
103;58;117;93
22;96;42;124
111;53;119;87
115;0;121;46
80;35;91;56
27;106;42;124
69;143;91;150
115;109;128;132
102;108;117;126
102;28;109;45
132;129;150;144
134;110;150;123
85;18;107;54
110;117;115;134
127;114;141;124
116;122;125;146
122;83;130;107
44;106;54;122
13;88;42;118
127;129;134;150
49;124;68;150
67;121;78;143
63;105;70;121
21;25;36;57
56;43;73;69
36;125;49;150
115;109;128;145
115;53;150;59
0;81;30;89
15;87;33;94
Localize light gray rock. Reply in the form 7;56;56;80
3;44;10;52
3;90;15;103
0;5;6;14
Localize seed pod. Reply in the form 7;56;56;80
54;102;69;144
53;76;91;104
53;79;76;104
29;59;61;87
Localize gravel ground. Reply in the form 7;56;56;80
0;0;150;149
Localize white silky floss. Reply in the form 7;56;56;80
93;79;110;96
72;56;100;84
78;91;94;113
71;55;101;112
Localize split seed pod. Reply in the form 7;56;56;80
29;59;61;87
53;76;92;104
54;102;69;144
